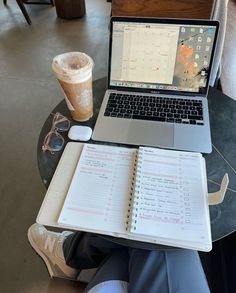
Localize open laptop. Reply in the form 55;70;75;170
92;17;219;153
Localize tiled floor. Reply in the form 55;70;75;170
0;1;235;292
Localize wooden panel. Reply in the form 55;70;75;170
112;0;215;19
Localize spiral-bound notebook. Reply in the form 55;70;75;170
58;143;212;251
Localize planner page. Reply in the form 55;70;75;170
130;147;211;247
58;144;137;234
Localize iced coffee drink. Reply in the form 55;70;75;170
52;52;94;122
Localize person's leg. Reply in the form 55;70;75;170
85;249;129;293
63;232;124;270
28;224;209;292
128;248;210;293
28;224;124;279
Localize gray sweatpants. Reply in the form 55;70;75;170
63;232;209;293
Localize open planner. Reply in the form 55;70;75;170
57;143;212;251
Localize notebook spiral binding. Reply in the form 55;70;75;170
125;149;143;232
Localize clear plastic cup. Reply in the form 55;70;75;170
52;52;94;122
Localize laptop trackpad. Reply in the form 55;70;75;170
128;121;174;148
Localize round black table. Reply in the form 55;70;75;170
38;78;107;187
37;77;236;246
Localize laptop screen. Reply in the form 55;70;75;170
108;17;219;95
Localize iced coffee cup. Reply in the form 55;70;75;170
52;52;94;122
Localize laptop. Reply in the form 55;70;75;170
92;17;219;153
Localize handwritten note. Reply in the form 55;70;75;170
58;144;136;234
57;144;211;251
131;147;210;244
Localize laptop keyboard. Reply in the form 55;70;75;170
104;93;204;125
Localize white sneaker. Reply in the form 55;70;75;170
28;223;79;280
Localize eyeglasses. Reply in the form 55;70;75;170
42;112;70;154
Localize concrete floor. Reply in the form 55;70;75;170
0;1;110;292
0;1;236;292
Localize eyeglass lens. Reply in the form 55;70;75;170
42;112;70;153
53;113;70;131
45;132;64;151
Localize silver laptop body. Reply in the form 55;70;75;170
93;17;219;153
